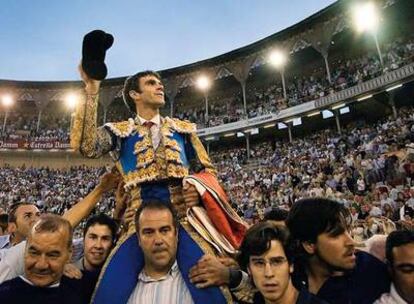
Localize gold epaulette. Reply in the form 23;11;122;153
165;117;197;134
104;118;136;138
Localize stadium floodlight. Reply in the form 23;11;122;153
352;2;383;66
331;103;346;110
357;94;372;101
196;75;211;91
277;122;288;130
292;117;302;126
386;84;402;92
1;94;14;133
269;50;287;69
1;94;14;107
263;123;275;129
65;93;78;109
284;117;297;124
307;111;320;117
339;106;350;115
196;75;211;126
322;110;334;119
269;49;288;99
223;132;235;137
352;2;379;33
204;136;216;141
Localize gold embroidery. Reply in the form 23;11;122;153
155;144;169;180
136;149;155;168
190;132;217;175
127;187;142;233
133;132;152;154
80;94;100;158
70;94;87;151
123;163;159;189
165;149;183;164
164;137;181;152
105;119;135;138
165;117;197;134
167;164;189;179
70;93;100;157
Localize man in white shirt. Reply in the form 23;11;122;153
375;230;414;304
0;203;41;249
127;200;193;304
0;214;96;304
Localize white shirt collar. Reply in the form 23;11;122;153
137;114;161;126
19;275;60;288
0;234;11;249
139;260;179;283
389;283;409;304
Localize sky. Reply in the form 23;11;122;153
0;0;336;81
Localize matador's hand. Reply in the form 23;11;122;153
189;255;230;288
78;62;101;94
183;183;201;209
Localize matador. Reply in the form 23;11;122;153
71;68;246;304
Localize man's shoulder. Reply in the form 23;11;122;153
352;251;390;293
0;235;10;249
355;251;387;269
297;288;330;304
0;276;25;293
165;117;197;134
104;119;136;138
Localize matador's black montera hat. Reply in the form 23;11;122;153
82;30;114;80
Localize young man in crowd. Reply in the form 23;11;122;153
0;214;8;236
375;230;414;303
286;197;390;304
263;207;289;226
237;221;327;304
0;214;96;304
74;213;118;273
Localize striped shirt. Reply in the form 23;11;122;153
127;261;194;304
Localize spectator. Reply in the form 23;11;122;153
127;201;192;304
237;221;327;304
0;214;8;236
0;214;96;304
287;197;390;304
375;230;414;303
0;203;40;249
74;214;118;272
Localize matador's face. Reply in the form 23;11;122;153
132;75;165;111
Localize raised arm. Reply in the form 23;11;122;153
70;64;114;158
62;171;120;228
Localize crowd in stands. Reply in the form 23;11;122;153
0;38;412;140
0;166;114;237
177;37;414;127
0;105;413;303
0;106;413;240
211;106;414;236
0;112;70;142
